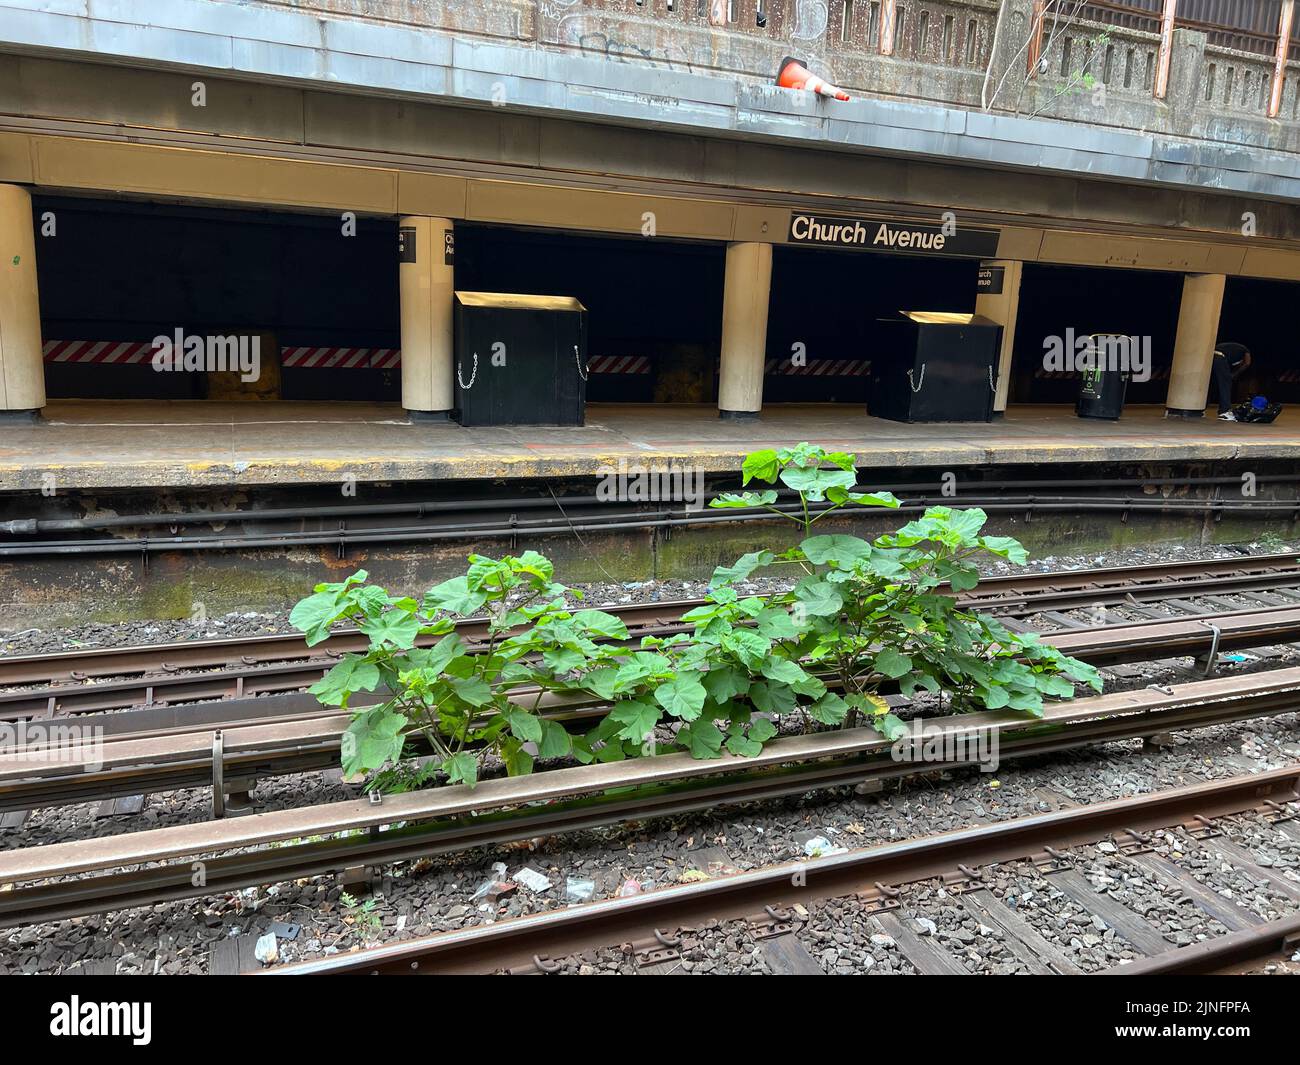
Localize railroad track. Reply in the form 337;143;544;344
266;767;1300;976
2;667;1299;929
5;601;1300;815
4;550;1299;718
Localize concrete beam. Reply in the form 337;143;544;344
0;0;1296;205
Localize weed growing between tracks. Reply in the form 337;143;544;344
291;443;1100;793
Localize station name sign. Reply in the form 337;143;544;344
788;213;1000;259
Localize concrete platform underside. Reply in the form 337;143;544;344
1;401;1297;493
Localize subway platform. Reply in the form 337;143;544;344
0;401;1296;493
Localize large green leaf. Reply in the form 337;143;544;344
720;629;772;669
677;719;724;759
449;674;493;706
873;647;913;679
741;449;780;485
801;534;873;567
979;535;1029;565
506;708;543;743
608;698;661;743
702;665;750;703
512;550;555;582
709;491;778;509
359;610;420;651
536;719;573;759
422;576;488;617
760;658;813;687
808;692;849;725
310;656;380;707
778;464;857;501
290;591;346;647
341;708;406;777
654;675;707;721
542;646;588;674
442;751;479;788
748;680;798;715
572;609;628;639
794;576;844;617
710;550;775;587
755;607;801;640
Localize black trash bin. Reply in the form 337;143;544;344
454;292;587;426
1075;335;1128;420
868;311;1002;423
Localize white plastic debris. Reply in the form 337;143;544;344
617;878;642;897
513;867;554;893
254;933;278;965
802;836;847;858
565;877;596;903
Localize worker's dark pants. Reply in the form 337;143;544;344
1211;354;1234;414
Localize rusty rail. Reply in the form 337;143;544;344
4;551;1298;717
264;766;1300;975
1;669;1298;928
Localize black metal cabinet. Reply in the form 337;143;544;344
454;292;587;426
868;311;1002;423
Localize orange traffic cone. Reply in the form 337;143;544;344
776;56;850;101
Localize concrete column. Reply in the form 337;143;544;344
975;259;1023;414
0;184;44;421
1165;273;1226;418
399;216;454;421
717;242;772;419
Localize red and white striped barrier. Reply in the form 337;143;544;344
42;343;653;374
1033;367;1171;381
281;347;400;369
764;358;870;376
587;355;650;374
43;340;154;364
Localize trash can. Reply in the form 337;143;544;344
1075;334;1128;420
868;311;1002;423
454;292;587;426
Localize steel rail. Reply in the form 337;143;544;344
1;670;1298;928
262;767;1300;975
3;550;1297;703
3;588;1297;722
1099;913;1300;975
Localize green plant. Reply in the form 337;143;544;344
292;443;1101;791
704;444;1102;739
340;892;382;937
289;552;655;790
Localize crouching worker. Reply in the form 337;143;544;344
1211;342;1251;421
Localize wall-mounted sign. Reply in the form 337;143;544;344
444;230;455;266
977;264;1006;294
788;212;1000;259
398;226;416;263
